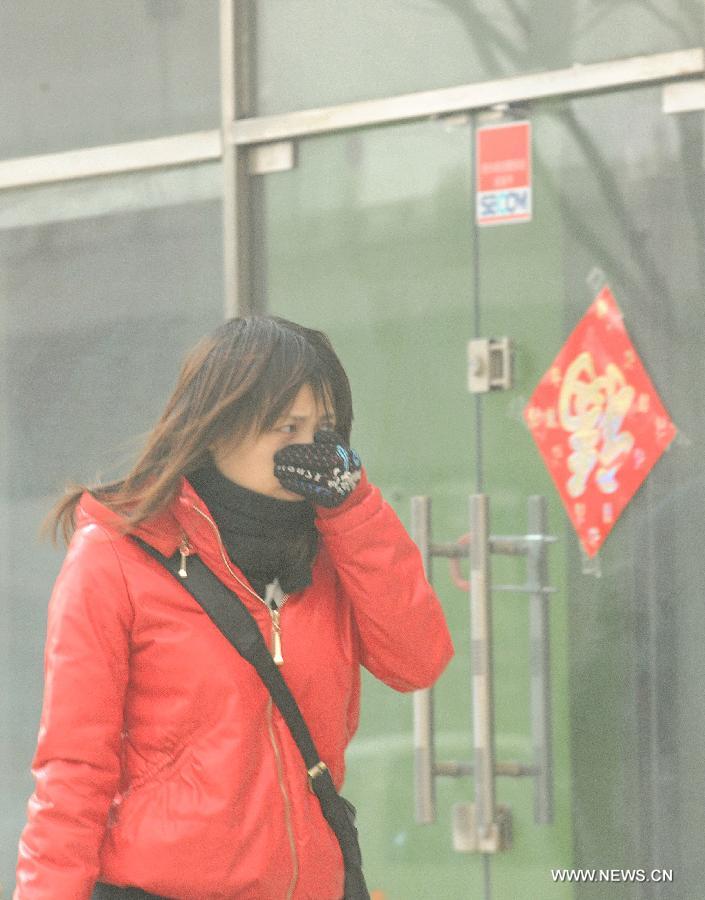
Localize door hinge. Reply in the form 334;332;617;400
467;337;513;393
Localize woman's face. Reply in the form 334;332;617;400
211;383;335;500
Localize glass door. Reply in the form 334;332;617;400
260;117;570;898
476;85;704;899
260;81;703;899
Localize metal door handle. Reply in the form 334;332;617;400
410;493;556;850
410;496;436;824
468;494;504;850
526;495;554;825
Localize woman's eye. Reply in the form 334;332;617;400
279;423;296;434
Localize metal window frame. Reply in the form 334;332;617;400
221;0;259;317
231;47;703;146
0;15;702;317
3;47;700;191
0;131;222;191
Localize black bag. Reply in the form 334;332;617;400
128;536;370;900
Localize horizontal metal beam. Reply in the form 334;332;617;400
0;130;221;191
1;47;701;192
232;48;703;146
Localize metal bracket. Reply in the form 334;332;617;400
662;80;705;114
467;338;513;393
247;140;297;175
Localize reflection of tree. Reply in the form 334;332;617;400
623;0;696;46
576;0;697;47
430;0;702;333
547;105;675;326
432;0;529;72
414;0;701;65
676;112;705;295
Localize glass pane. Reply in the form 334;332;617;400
1;2;219;158
256;0;703;114
0;166;224;891
478;88;704;897
261;121;572;898
259;82;703;900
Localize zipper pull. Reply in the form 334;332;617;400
271;608;284;666
178;541;191;578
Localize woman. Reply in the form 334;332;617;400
14;316;453;900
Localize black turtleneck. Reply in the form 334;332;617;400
186;454;317;599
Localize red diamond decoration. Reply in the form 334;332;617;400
524;286;677;557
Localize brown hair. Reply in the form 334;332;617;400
41;316;353;547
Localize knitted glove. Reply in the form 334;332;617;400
273;430;362;508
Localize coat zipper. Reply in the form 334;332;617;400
271;607;284;665
267;696;299;900
189;504;290;664
188;503;299;899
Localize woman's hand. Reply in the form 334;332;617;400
273;430;362;508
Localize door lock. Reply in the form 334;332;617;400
467;338;513;393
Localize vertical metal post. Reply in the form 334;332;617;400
469;494;497;839
527;496;554;824
411;496;436;824
219;0;257;318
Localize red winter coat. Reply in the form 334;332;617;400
15;470;453;899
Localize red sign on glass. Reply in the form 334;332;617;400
476;121;532;226
524;286;676;557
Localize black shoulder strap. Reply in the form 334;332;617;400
128;536;369;900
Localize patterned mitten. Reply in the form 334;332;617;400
273;430;362;508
